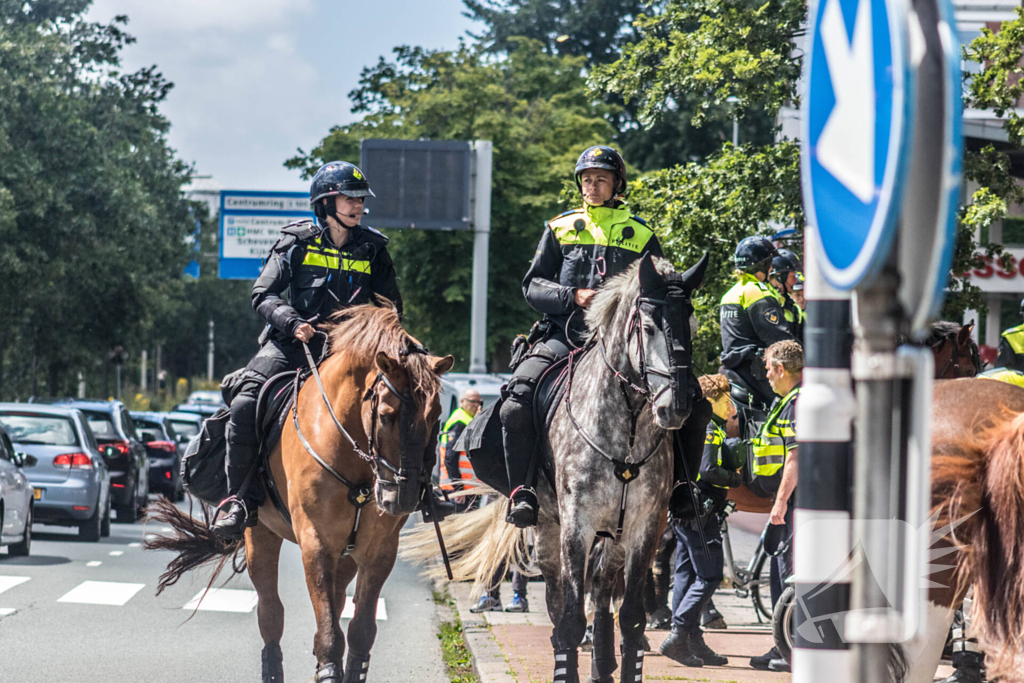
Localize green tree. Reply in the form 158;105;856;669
287;40;614;370
0;2;197;398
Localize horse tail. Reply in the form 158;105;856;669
935;410;1024;680
400;500;531;596
142;497;245;596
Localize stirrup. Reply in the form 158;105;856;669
506;486;538;527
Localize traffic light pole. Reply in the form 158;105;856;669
468;141;493;374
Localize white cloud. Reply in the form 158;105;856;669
89;0;315;33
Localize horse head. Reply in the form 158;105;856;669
929;321;979;379
369;346;454;516
635;253;709;429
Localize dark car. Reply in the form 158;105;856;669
0;405;112;541
130;411;184;501
39;400;148;523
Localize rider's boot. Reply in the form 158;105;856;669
261;643;283;683
658;628;703;667
211;438;259;542
418;487;457;523
688;628;728;666
501;395;539;528
506;486;538;528
342;651;370;683
939;649;984;683
588;611;617;682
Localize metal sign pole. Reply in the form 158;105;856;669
468;141;493;374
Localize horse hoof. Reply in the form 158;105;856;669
315;663;341;682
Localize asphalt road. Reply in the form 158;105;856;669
0;499;448;683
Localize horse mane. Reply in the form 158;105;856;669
899;320;973;349
584;257;678;341
322;302;440;404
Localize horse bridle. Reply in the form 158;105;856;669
934;332;980;379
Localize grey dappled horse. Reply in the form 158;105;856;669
409;254;711;683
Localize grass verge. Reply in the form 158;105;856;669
434;588;479;683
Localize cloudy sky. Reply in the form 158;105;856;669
86;1;479;191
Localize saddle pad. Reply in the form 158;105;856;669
256;370;298;452
533;354;571;434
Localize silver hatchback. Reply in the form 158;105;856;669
0;405;112;542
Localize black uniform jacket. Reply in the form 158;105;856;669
252;226;402;344
523;204;662;344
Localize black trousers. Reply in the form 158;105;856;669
500;334;572;494
768;497;795;609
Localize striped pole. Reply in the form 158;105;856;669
792;228;855;682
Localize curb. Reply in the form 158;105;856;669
434;577;517;683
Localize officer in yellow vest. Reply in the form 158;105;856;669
978;366;1024;389
769;249;804;341
749;340;802;673
501;146;662;528
439;389;483;510
997;300;1024;372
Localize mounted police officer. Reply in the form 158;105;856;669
719;237;794;438
502;145;663;528
996;297;1024;372
768;248;804;341
212;161;402;541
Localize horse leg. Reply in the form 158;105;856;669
333;555;358;622
246;523;285;683
343;544;397;682
617;522;660;683
299;531;345;682
553;520;595;683
588;539;625;683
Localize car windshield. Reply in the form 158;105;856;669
83;411;119;439
169;420;200;438
0;413;79;447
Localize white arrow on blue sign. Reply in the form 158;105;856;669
802;0;914;290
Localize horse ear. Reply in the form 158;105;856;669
638;253;662;294
680;252;710;293
432;355;455;376
376;351;400;377
958;322;975;347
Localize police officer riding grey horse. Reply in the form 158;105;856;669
501;146;668;528
212;161;406;541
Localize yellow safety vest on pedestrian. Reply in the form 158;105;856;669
439;407;476;491
979;367;1024;390
699;422;730;489
751;387;800;477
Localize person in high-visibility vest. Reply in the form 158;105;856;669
749;339;802;673
439;389;483;510
996;298;1024;372
978;366;1024;389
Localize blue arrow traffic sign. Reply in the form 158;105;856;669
802;0;914;290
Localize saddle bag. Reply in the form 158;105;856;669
739;439;780;499
180;407;231;506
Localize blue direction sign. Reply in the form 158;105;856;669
802;0;914;289
219;191;314;280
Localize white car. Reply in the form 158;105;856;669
0;423;33;556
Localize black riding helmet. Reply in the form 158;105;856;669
735;236;780;273
574;146;627;197
310;161;375;225
770;248;802;278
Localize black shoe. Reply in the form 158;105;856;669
505;489;538;528
749;647;780;670
658;629;703;667
211;499;247;542
688;629;728;666
768;657;791;672
938;665;984;683
700;604;727;630
647;605;672;630
420;492;457;523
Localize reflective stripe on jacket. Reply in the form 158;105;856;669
439;407;476;491
751;386;800;477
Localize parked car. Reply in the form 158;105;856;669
0;405;111;542
172;402;220;419
38;400;148;523
130;411;184;501
186;390;225;406
0;423;34;555
166;411;204;444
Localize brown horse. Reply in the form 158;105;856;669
146;305;453;683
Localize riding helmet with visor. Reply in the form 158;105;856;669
310;161;375;224
770;248;802;278
574;146;627;197
734;236;780;273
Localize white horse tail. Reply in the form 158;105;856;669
400;500;532;596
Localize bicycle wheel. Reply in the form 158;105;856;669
749;550;774;621
773;585;797;662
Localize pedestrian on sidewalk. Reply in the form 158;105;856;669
470;568;530;613
659;374;741;668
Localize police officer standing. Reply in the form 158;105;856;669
769;248;804;341
719;237;794;436
211;161;403;541
440;389;483;511
996;298;1024;372
501;146;663;528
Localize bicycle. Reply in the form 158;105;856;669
719;503;776;623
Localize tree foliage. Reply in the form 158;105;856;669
0;2;197;399
287;40;614;370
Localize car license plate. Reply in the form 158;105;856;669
33;488;42;500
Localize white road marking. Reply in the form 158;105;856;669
182;588;258;613
57;581;145;606
340;598;387;621
108;551;123;556
86;561;102;567
0;608;16;617
128;543;140;547
0;576;30;596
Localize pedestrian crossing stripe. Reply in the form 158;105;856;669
57;581;145;606
340;598;387;621
0;576;30;596
0;608;16;617
183;588;258;613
